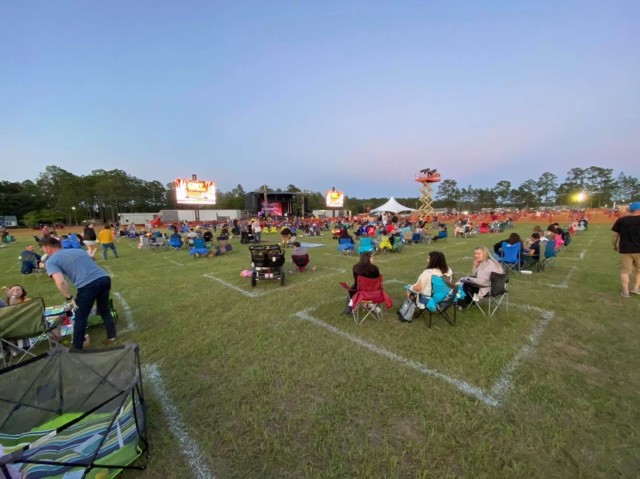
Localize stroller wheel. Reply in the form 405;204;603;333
280;270;285;286
251;272;257;287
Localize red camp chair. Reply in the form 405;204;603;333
340;276;393;324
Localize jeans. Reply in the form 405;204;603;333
102;242;119;259
73;276;116;349
253;231;262;243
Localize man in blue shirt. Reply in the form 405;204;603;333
40;236;116;350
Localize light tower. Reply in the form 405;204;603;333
415;168;441;217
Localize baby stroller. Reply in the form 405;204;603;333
249;245;286;287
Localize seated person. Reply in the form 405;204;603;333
203;230;213;243
169;230;183;246
431;224;448;241
338;229;354;245
20;245;42;274
522;232;541;268
458;247;505;305
406;251;453;307
2;284;30;306
377;233;392;252
291;242;312;272
343;250;380;315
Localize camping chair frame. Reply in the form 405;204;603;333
0;298;57;368
500;242;522;273
538;241;557;272
413;277;457;328
0;345;149;477
469;272;509;317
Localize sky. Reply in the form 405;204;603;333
1;1;639;198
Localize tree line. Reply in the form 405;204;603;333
0;165;637;226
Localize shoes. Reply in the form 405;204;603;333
342;306;352;315
472;293;480;302
373;306;382;314
631;290;640;295
103;337;117;345
621;292;630;298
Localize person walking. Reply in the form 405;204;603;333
98;224;119;259
611;201;640;297
40;236;116;350
83;222;98;259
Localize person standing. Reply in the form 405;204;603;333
83;222;98;259
611;201;640;297
40;236;116;350
252;219;262;243
98;224;119;259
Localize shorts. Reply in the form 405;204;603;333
84;240;97;246
620;253;640;274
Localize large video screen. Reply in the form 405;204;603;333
175;179;217;205
325;189;344;208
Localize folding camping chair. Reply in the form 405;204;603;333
189;237;209;258
0;298;57;367
469;272;509;317
500;242;521;273
168;236;183;251
338;237;355;255
414;276;457;327
538;240;557;271
340;276;392;325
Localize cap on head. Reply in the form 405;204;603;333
629;201;640;213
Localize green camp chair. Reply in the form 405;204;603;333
0;298;57;367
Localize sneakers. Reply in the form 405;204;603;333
373;306;382;314
631;290;640;295
472;293;480;302
621;292;630;298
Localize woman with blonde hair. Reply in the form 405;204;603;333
459;246;504;304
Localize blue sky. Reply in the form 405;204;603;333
1;1;638;198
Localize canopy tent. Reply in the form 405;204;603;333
370;197;416;214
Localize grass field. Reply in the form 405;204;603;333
2;224;639;478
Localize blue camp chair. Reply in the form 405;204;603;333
338;237;355;255
500;242;521;272
168;236;183;251
357;237;375;254
189;237;209;258
414;276;456;327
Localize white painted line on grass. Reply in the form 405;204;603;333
490;305;554;400
143;364;216;479
324;267;347;273
103;265;115;277
113;291;137;332
579;250;586;260
203;273;265;298
294;308;500;408
124;241;138;250
164;257;186;267
547;266;579;289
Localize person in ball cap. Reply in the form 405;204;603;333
611;201;640;297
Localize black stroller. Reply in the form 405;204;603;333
249;245;286;286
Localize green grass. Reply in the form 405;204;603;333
2;224;639;478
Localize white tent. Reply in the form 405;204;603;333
370;197;416;214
